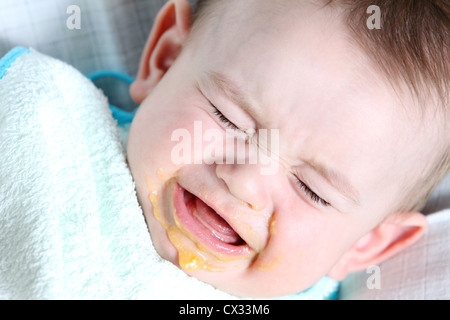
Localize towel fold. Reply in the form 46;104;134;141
0;47;338;300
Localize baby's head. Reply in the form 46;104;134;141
126;0;449;297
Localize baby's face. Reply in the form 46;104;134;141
127;1;430;297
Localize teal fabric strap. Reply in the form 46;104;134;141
87;70;136;125
279;276;340;300
0;47;31;79
88;70;134;84
108;104;136;126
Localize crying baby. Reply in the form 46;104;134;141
126;0;449;298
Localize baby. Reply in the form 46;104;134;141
126;0;449;298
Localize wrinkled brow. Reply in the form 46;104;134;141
203;71;261;119
203;71;361;206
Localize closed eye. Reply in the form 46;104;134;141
209;104;241;131
295;177;330;207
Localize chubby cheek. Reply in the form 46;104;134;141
127;97;218;252
130;97;215;176
247;195;351;294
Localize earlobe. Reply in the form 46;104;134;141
328;212;427;280
130;0;192;104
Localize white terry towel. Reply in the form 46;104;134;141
0;47;236;299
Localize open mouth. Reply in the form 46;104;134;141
173;184;250;257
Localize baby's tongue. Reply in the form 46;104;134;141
191;196;242;245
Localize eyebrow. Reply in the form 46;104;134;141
202;71;360;206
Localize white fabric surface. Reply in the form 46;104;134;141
340;209;450;299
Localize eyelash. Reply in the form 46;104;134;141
210;105;241;131
295;178;330;207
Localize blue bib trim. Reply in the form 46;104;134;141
0;47;31;80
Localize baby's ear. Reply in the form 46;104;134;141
130;0;192;104
328;212;427;280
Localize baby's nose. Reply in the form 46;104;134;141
215;159;277;253
206;129;280;214
215;160;273;213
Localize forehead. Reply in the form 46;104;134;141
192;2;400;131
187;0;431;201
193;0;366;101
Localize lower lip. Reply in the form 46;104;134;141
173;184;251;257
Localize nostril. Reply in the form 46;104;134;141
216;167;260;211
215;160;271;215
248;203;261;211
